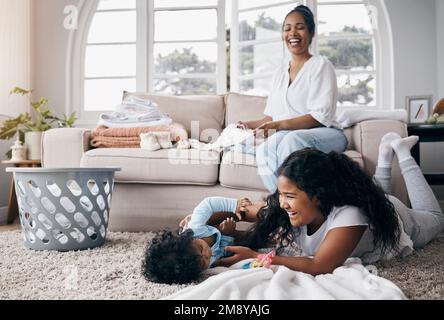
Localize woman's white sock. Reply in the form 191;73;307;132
377;132;401;168
391;135;419;163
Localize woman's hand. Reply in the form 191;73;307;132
216;246;259;267
254;121;281;138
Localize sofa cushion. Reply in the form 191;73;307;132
123;92;225;142
225;92;267;126
219;149;364;190
81;148;220;185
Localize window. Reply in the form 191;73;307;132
84;0;137;111
315;0;377;107
230;0;301;95
68;0;390;124
150;0;226;95
231;0;378;107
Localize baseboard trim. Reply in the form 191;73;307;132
0;206;8;225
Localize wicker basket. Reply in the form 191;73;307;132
6;167;121;251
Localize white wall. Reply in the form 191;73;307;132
0;0;33;217
432;0;444;199
384;0;444;199
437;0;444;98
33;0;77;116
385;0;437;106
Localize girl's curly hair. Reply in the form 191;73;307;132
142;229;202;284
241;148;401;255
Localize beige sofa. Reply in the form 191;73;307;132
42;93;408;232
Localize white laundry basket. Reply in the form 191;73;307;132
6;167;121;251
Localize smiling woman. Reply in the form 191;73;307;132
235;5;347;193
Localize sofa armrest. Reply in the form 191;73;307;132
41;128;92;167
349;120;408;204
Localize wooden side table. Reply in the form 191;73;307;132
407;124;444;185
2;159;41;224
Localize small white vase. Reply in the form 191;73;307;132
25;131;43;160
10;139;27;161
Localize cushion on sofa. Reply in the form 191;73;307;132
219;149;364;190
81;148;220;185
123;92;225;142
225;92;267;126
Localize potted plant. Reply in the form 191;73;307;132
0;87;77;160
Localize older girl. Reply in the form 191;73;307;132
219;133;444;274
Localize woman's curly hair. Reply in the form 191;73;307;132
241;148;401;255
142;229;202;284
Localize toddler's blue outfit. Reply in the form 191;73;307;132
183;197;237;267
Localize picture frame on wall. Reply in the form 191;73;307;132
406;95;432;123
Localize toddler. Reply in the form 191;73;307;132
142;197;251;284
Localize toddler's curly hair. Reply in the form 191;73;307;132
142;229;202;284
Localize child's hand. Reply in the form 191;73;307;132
216;246;259;267
179;214;192;232
218;217;236;236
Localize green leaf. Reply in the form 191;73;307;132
9;87;32;96
5;149;12;159
0;126;18;140
2;86;78;140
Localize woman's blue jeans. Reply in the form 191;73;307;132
238;127;348;193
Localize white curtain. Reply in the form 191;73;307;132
0;0;32;117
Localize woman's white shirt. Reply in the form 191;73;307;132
263;55;338;127
292;205;414;264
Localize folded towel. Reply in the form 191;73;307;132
90;123;188;148
98;114;173;128
90;136;141;148
335;109;407;129
98;95;172;128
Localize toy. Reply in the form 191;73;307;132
242;250;276;269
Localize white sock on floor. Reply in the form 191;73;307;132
391;135;419;163
377;132;401;168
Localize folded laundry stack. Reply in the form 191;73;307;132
91;95;187;148
98;95;173;128
91;124;188;148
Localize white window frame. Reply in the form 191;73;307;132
67;0;226;127
230;0;394;109
146;0;226;95
308;0;380;108
230;0;299;94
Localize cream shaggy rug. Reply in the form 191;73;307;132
0;230;443;300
